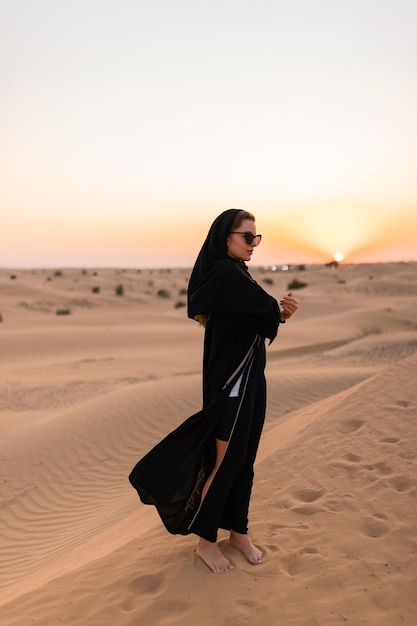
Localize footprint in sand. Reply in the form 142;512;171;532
379;437;401;444
282;549;327;577
291;504;326;516
389;474;416;493
329;459;361;478
361;460;394;477
337;418;365;434
264;543;280;553
122;574;167;612
300;547;319;555
361;515;390;538
129;572;165;595
343;452;362;463
292;487;326;503
372;461;394;476
290;487;327;516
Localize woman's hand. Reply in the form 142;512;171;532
279;291;298;321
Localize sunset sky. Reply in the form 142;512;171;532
1;0;416;268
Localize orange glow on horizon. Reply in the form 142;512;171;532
1;200;415;268
264;204;416;264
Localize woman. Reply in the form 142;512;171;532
129;209;298;573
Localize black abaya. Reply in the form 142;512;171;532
129;209;282;540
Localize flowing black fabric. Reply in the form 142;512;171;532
129;209;282;537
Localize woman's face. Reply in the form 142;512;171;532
227;219;260;262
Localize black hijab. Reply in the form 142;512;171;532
187;208;241;319
187;209;281;341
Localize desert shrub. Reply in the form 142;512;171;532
93;271;98;276
175;300;186;309
148;280;154;287
263;277;274;285
287;278;308;290
337;279;346;284
91;286;100;293
178;287;187;295
10;274;17;280
54;270;63;277
157;289;170;298
295;264;306;271
46;277;51;281
56;308;71;315
115;284;124;296
81;269;88;275
0;313;3;322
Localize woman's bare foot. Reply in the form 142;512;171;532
229;531;263;565
196;538;235;573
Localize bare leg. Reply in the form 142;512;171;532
201;438;228;501
229;530;263;565
195;439;234;572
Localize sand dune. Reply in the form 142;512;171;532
1;263;416;625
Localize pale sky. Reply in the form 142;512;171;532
1;0;416;267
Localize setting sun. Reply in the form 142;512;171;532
334;252;344;262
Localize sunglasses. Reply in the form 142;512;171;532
230;231;262;245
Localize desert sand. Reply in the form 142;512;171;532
1;262;416;626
